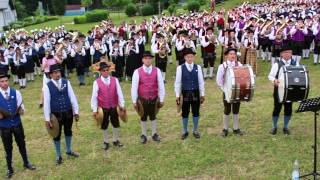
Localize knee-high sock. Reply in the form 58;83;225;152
256;49;261;58
151;120;157;136
203;68;208;78
296;56;301;64
314;54;319;64
103;129;109;143
141;121;147;136
30;73;34;81
13;75;18;83
284;115;291;129
112;127;119;142
302;49;306;58
209;67;214;77
182;118;188;133
261;51;266;60
267;52;272;61
272;116;279;129
23;78;26;86
192;116;199;132
168;56;172;63
19;79;23;87
233;114;239;130
54;140;61;158
306;49;310;58
271;57;276;65
65;136;72;153
162;72;166;81
223;115;229;130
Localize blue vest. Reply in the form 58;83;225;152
93;51;102;63
38;46;45;55
47;79;72;113
0;88;21;128
181;64;199;91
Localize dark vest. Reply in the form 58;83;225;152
47;79;72;113
275;59;297;79
0;88;21;128
181;64;199;91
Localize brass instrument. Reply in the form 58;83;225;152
276;19;288;35
208;34;216;44
158;41;167;59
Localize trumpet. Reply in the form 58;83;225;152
158;42;167;59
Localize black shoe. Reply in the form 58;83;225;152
140;135;147;144
103;142;109;150
283;128;290;135
66;151;79;158
204;77;207;80
24;163;36;170
39;104;43;108
233;129;243;136
193;131;201;139
181;132;189;140
113;140;123;147
152;133;161;142
56;156;63;165
270;128;277;135
209;77;213;80
221;129;228;137
6;168;14;178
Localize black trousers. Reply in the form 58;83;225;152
272;88;292;117
223;94;240;115
101;108;120;130
203;53;216;68
52;110;73;141
182;90;200;118
0;124;29;169
139;98;157;121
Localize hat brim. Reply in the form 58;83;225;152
49;69;61;74
184;52;196;56
0;74;10;79
143;54;154;58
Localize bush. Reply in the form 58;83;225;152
187;1;200;12
141;4;155;16
175;8;187;15
125;3;138;17
6;16;59;29
74;16;87;24
85;9;109;23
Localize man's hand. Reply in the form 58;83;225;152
200;96;205;104
274;79;280;87
119;106;125;112
133;103;138;111
158;102;164;108
176;97;180;105
74;114;79;122
46;121;52;129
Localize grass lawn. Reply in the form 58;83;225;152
2;1;320;179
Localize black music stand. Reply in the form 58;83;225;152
296;97;320;180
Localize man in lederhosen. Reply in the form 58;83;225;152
268;46;297;135
91;62;125;150
0;73;36;178
175;48;205;140
131;51;165;144
43;64;79;165
201;27;218;80
312;19;320;65
216;48;243;137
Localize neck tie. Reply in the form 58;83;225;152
4;92;9;100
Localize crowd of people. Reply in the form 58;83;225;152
0;0;319;178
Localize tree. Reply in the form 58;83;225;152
20;0;38;16
91;0;103;9
51;0;67;15
103;0;130;9
14;0;28;20
81;0;92;9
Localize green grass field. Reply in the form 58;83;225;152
2;1;320;179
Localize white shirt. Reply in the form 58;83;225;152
216;60;243;90
131;65;165;103
174;62;205;98
91;76;125;112
0;87;25;111
268;59;299;82
43;79;79;122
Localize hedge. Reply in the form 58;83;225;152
187;1;201;12
141;4;155;16
125;3;138;17
74;16;87;24
85;9;109;23
3;16;59;31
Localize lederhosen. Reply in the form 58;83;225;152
74;51;85;77
261;33;272;53
16;55;26;79
155;42;168;73
0;50;9;74
222;61;240;115
97;77;120;130
177;40;185;65
245;39;257;74
272;39;283;58
181;64;200;118
38;45;45;65
47;79;74;141
125;46;139;78
92;47;103;64
111;48;124;78
203;36;216;68
272;60;296;117
84;42;91;72
283;27;292;48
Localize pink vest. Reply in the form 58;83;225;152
97;77;118;109
138;67;158;100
